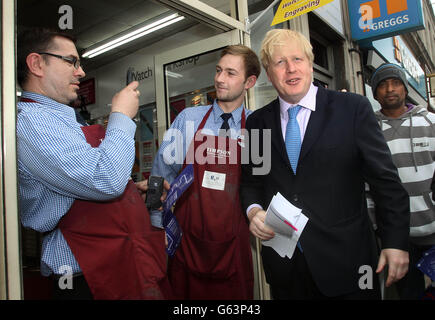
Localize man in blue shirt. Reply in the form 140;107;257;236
17;28;167;299
151;45;260;299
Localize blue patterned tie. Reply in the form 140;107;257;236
285;106;302;174
285;105;303;252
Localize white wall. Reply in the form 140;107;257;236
84;24;219;119
313;0;344;37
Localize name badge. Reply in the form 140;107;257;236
202;171;226;191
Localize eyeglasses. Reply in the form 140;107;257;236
38;52;82;70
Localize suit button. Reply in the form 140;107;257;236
292;194;298;202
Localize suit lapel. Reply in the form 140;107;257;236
267;87;331;167
299;86;330;163
267;99;291;167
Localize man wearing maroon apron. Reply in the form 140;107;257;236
58;124;169;299
20;97;168;299
17;28;168;299
151;45;261;299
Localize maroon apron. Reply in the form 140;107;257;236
168;107;253;300
57;124;170;299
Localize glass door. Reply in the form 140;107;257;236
153;29;268;300
1;0;22;300
154;29;241;142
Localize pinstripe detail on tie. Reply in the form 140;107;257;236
285;105;302;174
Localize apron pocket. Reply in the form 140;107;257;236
177;231;237;280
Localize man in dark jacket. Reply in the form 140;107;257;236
241;29;410;299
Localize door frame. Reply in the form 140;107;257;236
1;0;22;300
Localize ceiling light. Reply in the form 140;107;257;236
82;13;185;58
165;70;183;79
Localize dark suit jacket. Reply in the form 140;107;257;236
240;86;410;297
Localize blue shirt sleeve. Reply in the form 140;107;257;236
17;110;136;201
151;109;190;183
150;109;192;227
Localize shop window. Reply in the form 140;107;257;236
311;37;329;70
200;0;233;17
248;0;282;109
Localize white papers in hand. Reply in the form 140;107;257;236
262;192;308;259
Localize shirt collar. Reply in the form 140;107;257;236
20;91;77;120
212;99;244;125
279;83;318;118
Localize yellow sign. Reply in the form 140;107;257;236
271;0;334;26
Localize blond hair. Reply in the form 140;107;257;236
260;29;314;71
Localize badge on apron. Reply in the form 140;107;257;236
202;170;226;191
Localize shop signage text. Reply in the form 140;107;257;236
372;36;426;99
393;37;421;86
349;0;424;41
166;56;200;71
127;66;153;82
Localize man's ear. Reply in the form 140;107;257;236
26;53;45;78
245;75;257;90
266;69;271;82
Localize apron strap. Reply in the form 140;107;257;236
197;106;214;132
20;97;38;103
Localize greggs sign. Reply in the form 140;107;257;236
348;0;424;41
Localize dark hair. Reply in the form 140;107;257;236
17;27;76;87
220;45;261;80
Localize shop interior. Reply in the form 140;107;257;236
18;0;277;299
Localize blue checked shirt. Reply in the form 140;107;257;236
150;100;251;227
17;92;137;276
